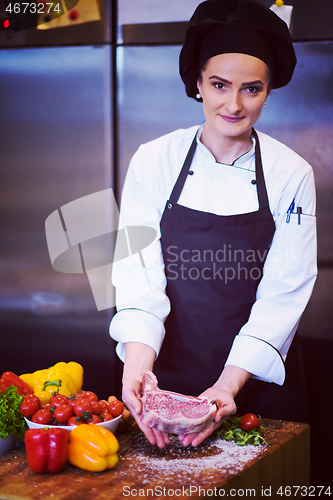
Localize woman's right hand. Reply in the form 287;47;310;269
122;342;170;448
122;376;170;448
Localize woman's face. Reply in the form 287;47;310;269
197;53;271;141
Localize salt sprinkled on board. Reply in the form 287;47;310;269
115;433;268;485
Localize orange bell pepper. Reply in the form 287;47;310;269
68;424;119;472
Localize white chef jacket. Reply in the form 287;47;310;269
110;125;317;386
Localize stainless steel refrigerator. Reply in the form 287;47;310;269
0;0;121;397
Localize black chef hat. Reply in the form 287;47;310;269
179;0;296;100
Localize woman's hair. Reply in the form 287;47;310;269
197;60;208;84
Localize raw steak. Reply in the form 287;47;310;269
140;371;217;435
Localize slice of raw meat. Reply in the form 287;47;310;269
140;371;217;435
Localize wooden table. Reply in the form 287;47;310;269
0;419;310;500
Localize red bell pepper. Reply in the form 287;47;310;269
25;428;69;474
0;377;13;394
1;372;33;396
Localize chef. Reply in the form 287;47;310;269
110;0;317;448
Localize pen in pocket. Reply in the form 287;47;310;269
286;198;295;223
297;206;302;224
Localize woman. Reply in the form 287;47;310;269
110;0;317;449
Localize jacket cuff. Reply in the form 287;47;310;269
225;335;285;386
109;309;165;363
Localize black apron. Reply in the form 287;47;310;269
155;129;308;423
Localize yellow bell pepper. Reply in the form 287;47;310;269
68;424;119;472
20;369;48;391
33;367;77;402
34;387;54;405
20;362;84;404
52;362;83;393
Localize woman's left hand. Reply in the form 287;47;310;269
178;386;236;447
178;365;252;447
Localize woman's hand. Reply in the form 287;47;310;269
122;342;169;448
178;387;236;447
122;376;170;448
179;365;252;447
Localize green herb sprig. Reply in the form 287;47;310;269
216;415;267;446
0;385;26;441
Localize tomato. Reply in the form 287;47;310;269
67;416;84;426
91;400;103;415
67;396;80;408
20;397;40;417
108;400;124;418
89;414;102;424
49;394;68;408
23;394;41;406
107;395;118;403
31;408;53;425
99;400;108;411
49;394;68;406
101;410;113;422
53;403;74;424
239;413;260;431
73;398;93;417
80;391;98;402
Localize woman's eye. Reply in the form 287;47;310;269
246;86;261;94
213;82;226;90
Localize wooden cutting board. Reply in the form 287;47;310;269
0;419;309;500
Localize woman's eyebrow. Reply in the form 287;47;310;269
241;79;265;86
208;75;265;86
208;75;232;84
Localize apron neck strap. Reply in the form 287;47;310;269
169;132;198;203
169;128;269;211
252;128;269;210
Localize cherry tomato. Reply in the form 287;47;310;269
67;416;84;426
31;408;53;425
74;398;93;417
239;413;260;431
67;396;80;408
91;400;103;415
108;400;124;418
99;400;108;411
20;397;40;417
49;393;68;405
80;391;98;402
23;394;41;406
89;414;102;424
107;395;118;403
53;403;74;424
49;394;69;408
101;410;113;421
